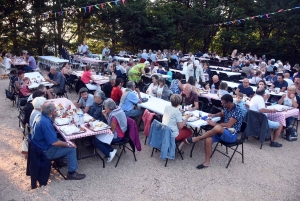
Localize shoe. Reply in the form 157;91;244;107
107;149;117;163
270;141;282;148
196;164;209;169
185;137;193;144
67;172;86;180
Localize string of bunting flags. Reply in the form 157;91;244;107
36;0;126;19
209;6;300;27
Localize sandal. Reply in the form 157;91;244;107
196;164;209;169
185;137;193;144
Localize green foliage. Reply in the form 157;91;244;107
0;0;300;64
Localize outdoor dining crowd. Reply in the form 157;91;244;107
2;46;300;188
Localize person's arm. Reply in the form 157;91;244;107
178;80;183;91
291;95;299;108
278;94;285;105
73;99;83;108
146;83;152;95
191;101;199;111
135;88;143;103
177;113;192;129
235;87;240;95
83;106;90;113
52;140;76;148
280;87;287;92
270;84;275;89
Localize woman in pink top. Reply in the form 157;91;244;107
20;77;32;96
81;65;95;84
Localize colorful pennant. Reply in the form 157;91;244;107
209;6;300;27
36;0;125;19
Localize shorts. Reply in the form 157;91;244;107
268;120;280;129
124;109;143;118
212;128;238;143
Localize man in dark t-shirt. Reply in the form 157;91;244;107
181;84;199;111
208;75;221;91
235;78;254;97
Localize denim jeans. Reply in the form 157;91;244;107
44;146;78;173
24;66;34;72
286;117;295;128
95;137;123;157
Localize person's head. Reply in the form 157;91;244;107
284;72;290;79
42;101;57;117
115;78;123;88
175;73;183;80
94;90;106;104
110;63;116;72
32;97;46;110
170;94;182;107
109;75;116;86
23;77;30;83
287;85;296;96
257;80;267;89
22;50;28;57
18;70;24;78
256;88;265;97
158;77;165;87
219;81;228;90
277;73;284;83
212;75;219;83
50;66;57;75
140;58;146;63
79;87;89;100
85;65;91;72
151;74;159;84
103;98;117;113
126;81;136;90
182;84;192;96
269;71;275;78
187;76;196;86
235;92;243;103
245;62;250;67
6;53;12;58
62;62;69;68
220;94;233;109
271;60;275;65
164;66;169;71
83;41;86;46
158;65;163;70
32;90;45;99
144;67;150;74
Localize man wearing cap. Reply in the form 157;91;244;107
73;87;94;113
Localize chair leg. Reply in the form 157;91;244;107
176;143;184;160
115;145;125;168
151;148;155;157
165;159;168;167
190;142;196;158
226;145;239;168
242;143;244;163
226;146;228;154
260;143;263;149
144;136;148;145
210;142;219;158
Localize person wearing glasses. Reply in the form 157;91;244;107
235;78;254;98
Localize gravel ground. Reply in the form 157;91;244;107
0;78;300;201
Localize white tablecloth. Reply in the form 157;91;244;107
38;56;69;63
223;81;257;91
24;72;53;89
211;69;241;76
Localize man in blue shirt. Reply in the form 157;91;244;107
265;71;277;83
88;90;107;123
45;66;65;99
141;49;149;60
271;73;288;92
196;51;203;57
32;101;85;180
235;78;254;97
185;94;243;169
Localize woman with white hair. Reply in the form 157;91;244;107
95;98;127;162
29;96;46;127
278;84;299;127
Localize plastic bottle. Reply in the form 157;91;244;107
78;110;84;126
211;84;215;94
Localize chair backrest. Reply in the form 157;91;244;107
239;122;248;140
209;106;222;114
211;98;222;108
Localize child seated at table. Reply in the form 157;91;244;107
20;77;32;97
157;65;165;74
233;92;247;117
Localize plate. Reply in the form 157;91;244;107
84;114;95;123
187;116;200;122
86;121;110;131
55;117;70;126
60;125;86;135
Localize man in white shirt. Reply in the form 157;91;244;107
77;43;82;54
249;88;283;147
3;53;14;69
284;72;293;87
81;42;89;54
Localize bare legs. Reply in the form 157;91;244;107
47;88;54;99
191;125;224;143
273;124;283;142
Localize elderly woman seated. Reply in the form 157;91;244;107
94;98;127;163
278;84;299;127
29;96;47;127
162;94;193;153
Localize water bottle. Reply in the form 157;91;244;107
77;110;84;126
211;84;215;94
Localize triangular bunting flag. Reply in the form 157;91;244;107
278;9;283;12
266;14;270;18
115;0;118;5
95;5;100;9
101;3;104;9
83;7;86;13
122;0;125;4
88;6;92;12
107;2;112;8
79;8;82;12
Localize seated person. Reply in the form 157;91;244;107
29;96;46;128
44;67;54;80
235;78;254;97
81;65;95;84
73;87;94;113
270;73;288;92
103;75;116;98
188;76;201;96
88;90;107;123
144;67;152;77
241;62;252;78
110;63;124;80
120;81;143;124
181;84;199;111
264;71;276;83
13;70;25;94
110;78;123;104
185;94;243;169
24;90;45;126
94;98;127;162
27;84;47;102
162;94;193;153
165;66;173;84
249;88;283;147
284;72;293;87
233;92;247;117
32;101;86;180
251;70;262;85
217;81;229;98
157;77;172;100
45;66;65;99
20;77;32;97
170;73;183;94
206;75;221;93
278;84;298;127
61;63;72;78
157;65;165;74
146;74;159;97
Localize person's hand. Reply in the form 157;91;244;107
290;93;295;99
102;110;108;116
188;106;193;111
207;113;213;117
206;119;216;126
270;109;278;113
185;113;193;120
152;88;157;94
45;78;50;82
282;94;286;99
135;88;140;93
